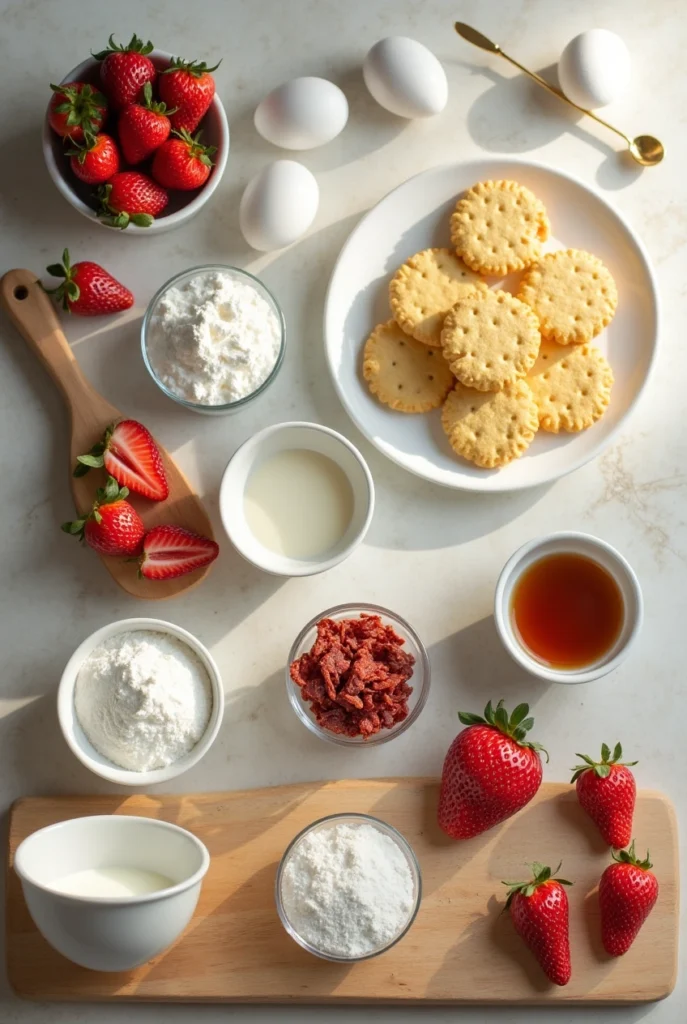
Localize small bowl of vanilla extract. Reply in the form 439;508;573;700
494;533;643;684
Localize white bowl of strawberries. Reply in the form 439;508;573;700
43;34;229;233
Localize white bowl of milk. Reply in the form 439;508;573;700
219;421;374;576
14;815;209;972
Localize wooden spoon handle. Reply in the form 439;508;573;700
0;269;96;410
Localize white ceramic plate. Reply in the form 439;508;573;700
324;158;659;492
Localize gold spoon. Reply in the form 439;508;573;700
454;22;664;167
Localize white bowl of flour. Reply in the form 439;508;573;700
58;618;224;785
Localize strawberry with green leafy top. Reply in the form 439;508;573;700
504;862;573;986
118;81;176;164
599;842;659;956
151;129;216;190
75;420;169;502
67;132;119;185
48;82;107;141
159;56;220;133
94;33;156;110
44;249;133;316
62;476;144;557
98;171;168;229
571;742;637;848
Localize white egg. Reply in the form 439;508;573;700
558;29;631;110
239;160;319;252
254;77;349;150
362;36;448;118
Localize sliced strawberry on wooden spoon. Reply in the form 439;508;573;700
139;525;218;580
75;419;169;501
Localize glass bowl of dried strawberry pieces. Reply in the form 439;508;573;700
286;603;430;746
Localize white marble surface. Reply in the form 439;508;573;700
0;0;684;1020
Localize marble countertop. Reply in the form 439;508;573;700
0;0;684;1021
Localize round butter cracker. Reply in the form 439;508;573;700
518;248;618;345
389;247;487;346
527;339;613;432
441;379;539;469
363;320;454;413
450;179;550;275
441;289;541;392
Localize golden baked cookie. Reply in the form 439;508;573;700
518;248;618;345
441;379;539;469
389;247;487;346
440;289;541;392
450;180;550;275
527;340;614;432
363;320;454;413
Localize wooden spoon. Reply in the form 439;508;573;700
0;268;215;600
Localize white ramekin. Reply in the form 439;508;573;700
494;532;643;684
219;421;375;576
57;617;224;784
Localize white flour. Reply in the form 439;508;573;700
74;630;212;772
146;270;281;405
280;822;415;957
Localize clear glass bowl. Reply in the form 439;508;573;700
275;813;422;962
286;602;431;746
141;264;285;415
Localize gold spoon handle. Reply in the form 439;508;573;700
454;22;632;148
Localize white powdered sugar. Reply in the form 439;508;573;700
146;270;281;405
74;630;212;772
280;822;415;957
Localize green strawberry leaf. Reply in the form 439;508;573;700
601;742;611;762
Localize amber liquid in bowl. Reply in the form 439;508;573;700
511;552;624;669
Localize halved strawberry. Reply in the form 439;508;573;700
75;419;169;501
139;525;218;580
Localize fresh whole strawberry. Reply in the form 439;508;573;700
118;81;176;164
75;419;169;501
98;171;168;229
48;82;107;141
571;742;637;848
44;249;133;316
599;842;659;956
159;56;220;133
151;129;216;190
67;131;119;185
94;33;156;111
504;862;573;986
62;476;144;557
139;525;218;580
438;700;546;840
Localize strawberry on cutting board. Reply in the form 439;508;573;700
151;129;216;190
118;81;175;164
67;132;119;185
62;476;144;557
98;170;168;228
44;249;133;316
139;525;218;580
48;82;107;140
75;419;169;501
158;56;220;133
503;862;573;986
438;700;546;840
94;33;156;110
571;742;637;848
599;842;659;957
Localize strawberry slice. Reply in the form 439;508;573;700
75;419;169;501
139;525;218;580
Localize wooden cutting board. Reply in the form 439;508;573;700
6;780;679;1005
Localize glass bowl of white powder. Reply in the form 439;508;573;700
276;813;422;962
141;265;285;414
57;617;224;786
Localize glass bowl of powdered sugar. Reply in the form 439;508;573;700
275;813;422;962
141;265;285;414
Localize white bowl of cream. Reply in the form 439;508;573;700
58;618;224;786
219;422;375;576
14;815;209;971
